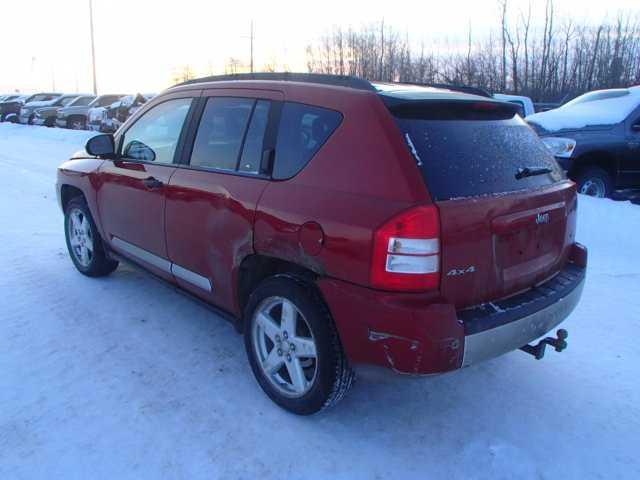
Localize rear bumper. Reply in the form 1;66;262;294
32;117;47;126
319;243;587;375
460;263;585;366
55;118;67;128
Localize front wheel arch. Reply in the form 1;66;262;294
60;184;86;212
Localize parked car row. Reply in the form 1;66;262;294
0;92;155;131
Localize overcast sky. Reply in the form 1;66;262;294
2;0;638;95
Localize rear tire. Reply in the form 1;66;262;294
64;197;118;277
575;167;613;198
244;276;355;415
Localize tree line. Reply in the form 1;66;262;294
305;1;640;102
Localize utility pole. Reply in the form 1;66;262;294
250;20;254;73
89;0;98;94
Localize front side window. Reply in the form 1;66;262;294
273;102;342;179
96;95;122;107
190;97;254;171
121;98;192;164
57;96;78;107
71;96;95;107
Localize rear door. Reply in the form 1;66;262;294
389;99;575;308
97;94;196;279
164;89;283;313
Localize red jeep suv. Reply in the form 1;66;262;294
56;73;587;415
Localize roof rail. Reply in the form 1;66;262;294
174;72;376;91
394;82;493;98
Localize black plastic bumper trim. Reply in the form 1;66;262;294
459;262;586;335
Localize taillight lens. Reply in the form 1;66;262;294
370;205;440;292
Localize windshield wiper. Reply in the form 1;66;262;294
515;166;552;180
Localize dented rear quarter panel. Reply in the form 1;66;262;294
254;88;430;287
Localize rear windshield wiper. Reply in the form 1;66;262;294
515;166;552;180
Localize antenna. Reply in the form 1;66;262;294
89;0;98;94
250;20;254;73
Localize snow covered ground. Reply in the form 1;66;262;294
1;123;639;479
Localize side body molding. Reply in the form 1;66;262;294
111;236;212;292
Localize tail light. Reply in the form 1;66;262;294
370;205;441;292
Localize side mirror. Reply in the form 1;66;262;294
123;140;156;162
86;134;116;158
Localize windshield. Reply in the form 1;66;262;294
563;89;630;108
395;114;563;201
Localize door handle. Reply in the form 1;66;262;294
142;177;164;189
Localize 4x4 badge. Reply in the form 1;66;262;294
536;212;551;225
446;266;476;277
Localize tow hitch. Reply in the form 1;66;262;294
519;329;568;360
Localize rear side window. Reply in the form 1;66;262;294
190;97;254;171
393;106;564;201
273;102;342;180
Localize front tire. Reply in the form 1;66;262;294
576;167;613;198
68;116;86;130
244;276;355;415
64;197;118;277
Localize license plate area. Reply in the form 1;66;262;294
492;202;566;288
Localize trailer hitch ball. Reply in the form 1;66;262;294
520;329;569;360
554;329;568;352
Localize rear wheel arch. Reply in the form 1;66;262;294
236;255;321;332
570;151;616;180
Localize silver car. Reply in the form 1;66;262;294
56;94;125;129
33;94;95;127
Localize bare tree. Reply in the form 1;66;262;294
306;8;640;102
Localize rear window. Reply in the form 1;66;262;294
273;102;342;180
394;107;564;201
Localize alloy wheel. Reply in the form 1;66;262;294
579;178;606;198
251;296;318;398
67;208;94;267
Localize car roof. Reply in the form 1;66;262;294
168;72;492;100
